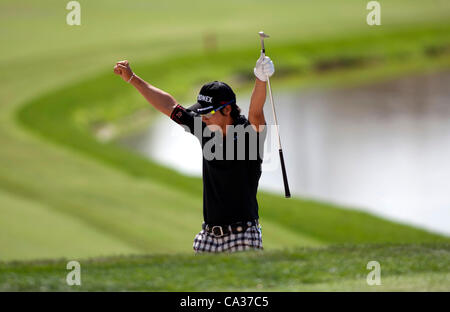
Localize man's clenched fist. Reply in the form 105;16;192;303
114;60;134;82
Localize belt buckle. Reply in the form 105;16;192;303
211;226;224;237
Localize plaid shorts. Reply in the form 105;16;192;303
193;223;263;253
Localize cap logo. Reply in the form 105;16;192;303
198;94;213;103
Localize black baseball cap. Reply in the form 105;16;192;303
188;81;236;115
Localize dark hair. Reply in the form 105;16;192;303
220;102;241;121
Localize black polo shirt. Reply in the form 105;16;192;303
170;104;266;225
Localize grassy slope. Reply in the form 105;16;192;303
0;0;449;263
1;243;449;291
14;24;450;257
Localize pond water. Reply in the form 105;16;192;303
118;72;450;235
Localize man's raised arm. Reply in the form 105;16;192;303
249;54;275;132
114;60;176;116
249;78;267;132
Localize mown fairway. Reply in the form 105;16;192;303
1;244;449;291
1;0;449;291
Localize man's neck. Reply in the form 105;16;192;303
220;115;234;135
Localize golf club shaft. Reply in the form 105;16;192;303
266;75;291;198
259;31;291;198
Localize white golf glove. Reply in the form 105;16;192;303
254;54;275;82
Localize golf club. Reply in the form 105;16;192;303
258;31;291;198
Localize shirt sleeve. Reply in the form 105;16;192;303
245;119;267;143
252;123;267;161
170;104;204;136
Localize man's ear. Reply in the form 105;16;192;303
222;106;232;115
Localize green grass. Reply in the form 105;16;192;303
8;23;449;262
0;0;449;266
1;243;449;291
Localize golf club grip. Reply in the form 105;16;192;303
279;149;291;198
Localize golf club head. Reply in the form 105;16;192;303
258;31;270;39
258;31;269;54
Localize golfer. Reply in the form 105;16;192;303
114;54;275;253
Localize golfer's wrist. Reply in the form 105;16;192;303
127;73;136;83
255;77;266;84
